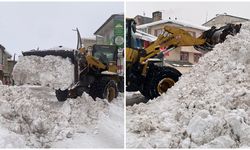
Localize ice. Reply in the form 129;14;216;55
127;22;250;148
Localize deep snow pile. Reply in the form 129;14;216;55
12;56;74;90
0;85;123;148
127;23;250;148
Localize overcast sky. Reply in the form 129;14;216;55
0;2;123;56
127;1;250;25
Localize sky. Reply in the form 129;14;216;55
2;1;250;57
127;1;250;25
0;2;123;57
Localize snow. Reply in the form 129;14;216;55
101;71;118;75
0;54;124;148
137;19;209;31
135;30;157;42
12;55;74;90
0;127;26;148
127;22;250;148
0;85;124;148
53;95;124;148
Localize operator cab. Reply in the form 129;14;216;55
92;44;118;73
92;44;118;64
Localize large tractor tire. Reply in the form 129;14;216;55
55;89;69;102
141;66;181;100
90;78;118;102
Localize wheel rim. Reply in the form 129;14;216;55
157;78;175;95
106;87;116;102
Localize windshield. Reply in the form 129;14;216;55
92;45;117;62
93;50;114;62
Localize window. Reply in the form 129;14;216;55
154;29;163;36
194;53;202;63
180;52;189;62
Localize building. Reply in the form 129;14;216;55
0;44;16;85
134;15;153;25
136;11;209;73
94;14;124;49
81;37;96;55
94;14;124;75
203;13;250;27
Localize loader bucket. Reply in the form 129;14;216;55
194;23;242;52
22;50;76;63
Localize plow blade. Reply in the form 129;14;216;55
194;23;242;52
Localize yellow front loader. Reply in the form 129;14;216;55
126;18;241;100
23;28;124;102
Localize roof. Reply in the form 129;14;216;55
134;15;153;25
137;19;209;31
203;14;250;26
0;44;5;50
94;14;124;35
135;30;157;42
0;44;11;58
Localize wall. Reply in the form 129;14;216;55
82;38;96;55
0;46;15;85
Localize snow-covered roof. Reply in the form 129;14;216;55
94;14;124;35
137;19;209;31
135;30;157;42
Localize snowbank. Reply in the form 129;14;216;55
0;127;26;148
127;22;250;148
12;55;74;90
0;86;124;148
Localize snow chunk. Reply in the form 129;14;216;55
12;55;74;90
